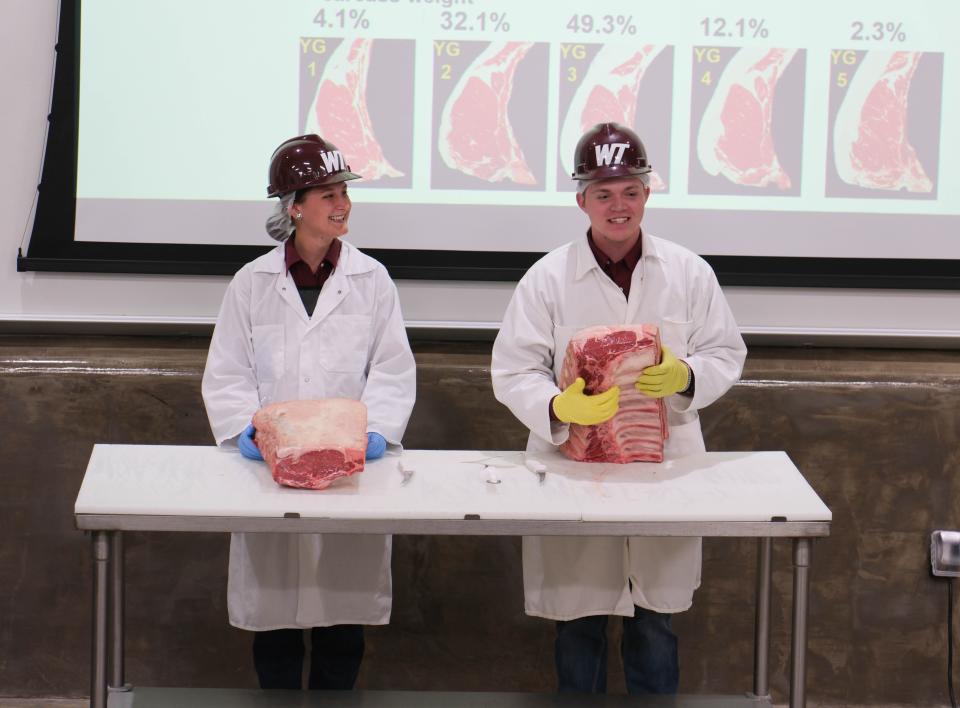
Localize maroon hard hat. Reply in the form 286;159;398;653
571;122;652;181
267;134;361;197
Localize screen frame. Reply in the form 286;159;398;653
17;0;960;289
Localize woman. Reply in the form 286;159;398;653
202;134;416;689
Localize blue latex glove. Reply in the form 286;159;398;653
238;423;264;461
366;432;387;460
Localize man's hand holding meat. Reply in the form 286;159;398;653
635;345;692;398
551;377;620;425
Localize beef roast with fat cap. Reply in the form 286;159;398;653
252;399;367;489
558;324;669;463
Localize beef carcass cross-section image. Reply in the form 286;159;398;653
558;325;668;464
560;44;667;190
697;48;797;189
832;51;933;193
306;39;404;181
438;42;537;184
252;399;368;489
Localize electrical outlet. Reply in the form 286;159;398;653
931;530;960;577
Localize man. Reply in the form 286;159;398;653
491;122;746;694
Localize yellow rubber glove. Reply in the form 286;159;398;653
552;377;620;425
635;344;690;398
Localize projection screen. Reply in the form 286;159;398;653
18;0;960;287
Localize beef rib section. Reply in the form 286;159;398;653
437;41;537;184
558;325;668;464
696;48;797;189
832;51;933;193
559;43;668;191
252;399;367;490
306;39;404;181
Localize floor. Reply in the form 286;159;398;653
0;697;787;708
0;698;780;708
0;699;945;708
0;702;85;708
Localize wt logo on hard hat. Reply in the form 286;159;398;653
320;150;346;173
595;143;629;166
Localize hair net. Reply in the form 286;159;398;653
577;172;651;194
265;192;297;241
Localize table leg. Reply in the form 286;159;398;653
91;531;110;708
751;537;772;699
109;532;130;691
790;538;812;708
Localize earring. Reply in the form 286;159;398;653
295;212;303;221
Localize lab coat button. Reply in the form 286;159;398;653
304;377;310;383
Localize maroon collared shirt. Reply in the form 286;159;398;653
284;237;341;316
587;228;643;299
285;236;341;289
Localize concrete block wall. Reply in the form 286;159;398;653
1;336;958;702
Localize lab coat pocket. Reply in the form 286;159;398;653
252;324;285;382
664;417;705;456
320;314;372;373
659;317;693;358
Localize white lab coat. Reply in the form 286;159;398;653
202;240;416;630
491;231;746;620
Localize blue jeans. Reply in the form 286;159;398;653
555;606;679;694
252;625;364;690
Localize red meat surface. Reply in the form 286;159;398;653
252;399;367;489
558;325;668;463
835;51;932;192
438;42;536;184
308;39;402;180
